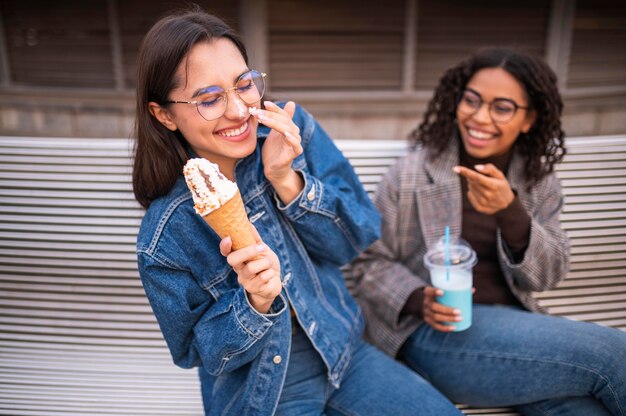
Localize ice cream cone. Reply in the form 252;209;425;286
202;190;256;251
183;157;259;252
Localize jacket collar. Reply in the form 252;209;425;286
417;137;462;248
423;135;460;184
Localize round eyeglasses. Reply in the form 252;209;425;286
457;89;529;124
164;69;266;121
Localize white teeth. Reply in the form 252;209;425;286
219;121;247;137
468;128;493;140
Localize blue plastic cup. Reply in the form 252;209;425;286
424;237;477;331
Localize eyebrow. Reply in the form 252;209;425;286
191;69;252;98
465;88;519;104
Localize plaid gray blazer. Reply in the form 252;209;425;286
347;140;570;356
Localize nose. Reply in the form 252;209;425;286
472;102;492;124
223;88;248;119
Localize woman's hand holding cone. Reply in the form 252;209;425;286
220;225;282;314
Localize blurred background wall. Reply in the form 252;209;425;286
0;0;624;140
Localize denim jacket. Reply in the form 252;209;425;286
136;103;380;416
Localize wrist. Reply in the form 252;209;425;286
504;188;516;208
265;166;294;184
248;293;274;314
492;188;516;214
267;169;304;205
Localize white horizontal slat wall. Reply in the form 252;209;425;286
0;137;203;415
1;135;625;415
535;136;626;327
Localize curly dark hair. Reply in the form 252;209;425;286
410;47;566;186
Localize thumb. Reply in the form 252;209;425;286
424;286;442;298
475;163;505;179
219;236;233;257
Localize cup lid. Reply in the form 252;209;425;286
424;236;477;268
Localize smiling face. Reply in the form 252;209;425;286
150;38;260;178
456;67;536;159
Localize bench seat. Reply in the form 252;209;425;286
1;135;625;415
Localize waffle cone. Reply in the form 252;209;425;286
203;190;256;251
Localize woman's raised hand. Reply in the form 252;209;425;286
453;164;515;215
219;225;282;314
250;100;304;204
251;101;303;181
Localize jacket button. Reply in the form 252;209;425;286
307;185;315;201
273;355;282;365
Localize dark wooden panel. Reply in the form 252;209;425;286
118;0;239;89
567;0;626;88
415;0;549;89
268;0;405;90
1;0;114;88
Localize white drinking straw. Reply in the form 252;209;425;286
444;225;451;281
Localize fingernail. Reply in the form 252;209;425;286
453;309;461;315
455;316;463;322
256;244;266;252
284;131;294;139
475;164;485;170
453;166;461;174
263;100;275;107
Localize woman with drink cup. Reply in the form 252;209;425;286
348;48;626;415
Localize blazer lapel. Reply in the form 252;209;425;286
416;140;462;248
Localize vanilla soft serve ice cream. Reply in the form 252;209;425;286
183;158;256;250
183;158;238;216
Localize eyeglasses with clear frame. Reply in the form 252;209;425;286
457;89;530;124
163;69;266;121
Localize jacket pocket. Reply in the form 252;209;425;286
196;255;236;301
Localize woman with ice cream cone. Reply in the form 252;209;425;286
347;48;626;415
132;6;460;416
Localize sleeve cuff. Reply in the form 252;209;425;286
388;278;426;328
495;194;531;256
233;289;287;339
274;170;324;219
401;287;425;319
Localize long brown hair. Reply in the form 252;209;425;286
132;7;248;209
410;47;566;186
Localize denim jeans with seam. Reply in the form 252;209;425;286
401;304;626;416
275;322;462;415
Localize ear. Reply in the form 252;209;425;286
521;110;537;134
148;102;178;131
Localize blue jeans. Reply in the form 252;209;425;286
275;323;461;415
400;304;626;416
